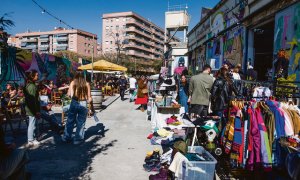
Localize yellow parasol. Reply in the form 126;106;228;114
78;60;127;71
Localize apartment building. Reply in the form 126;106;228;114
14;27;97;57
102;11;178;60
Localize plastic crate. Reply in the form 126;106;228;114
182;146;217;180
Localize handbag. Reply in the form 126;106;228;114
142;88;148;94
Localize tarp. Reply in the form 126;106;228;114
78;60;127;71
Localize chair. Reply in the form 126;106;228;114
113;87;119;94
105;86;113;96
3;103;28;134
53;91;62;105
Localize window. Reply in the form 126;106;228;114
105;41;109;44
84;43;87;47
106;19;109;22
110;41;113;44
123;17;126;22
123;25;126;29
110;26;113;29
111;19;113;22
116;25;119;30
105;26;109;30
110;48;113;51
116;18;119;22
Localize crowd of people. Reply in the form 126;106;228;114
175;63;245;130
0;69;153;179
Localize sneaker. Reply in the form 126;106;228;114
61;136;72;143
73;140;84;145
28;140;40;147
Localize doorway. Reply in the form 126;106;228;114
253;20;275;80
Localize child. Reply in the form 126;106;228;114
39;85;63;133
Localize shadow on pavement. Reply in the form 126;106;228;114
23;122;115;179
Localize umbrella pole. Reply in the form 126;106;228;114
91;36;95;86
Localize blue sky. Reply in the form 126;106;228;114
1;0;219;42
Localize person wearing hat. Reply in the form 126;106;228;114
174;57;187;76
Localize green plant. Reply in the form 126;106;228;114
275;74;297;97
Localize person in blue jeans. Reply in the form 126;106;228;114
39;85;64;133
62;72;92;145
177;75;189;113
24;70;41;147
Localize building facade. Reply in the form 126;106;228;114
102;11;171;60
187;0;299;82
14;27;97;57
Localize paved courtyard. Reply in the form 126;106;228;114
16;94;156;180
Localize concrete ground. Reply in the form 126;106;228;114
18;93;156;180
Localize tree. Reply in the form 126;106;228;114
106;29;128;64
0;13;15;50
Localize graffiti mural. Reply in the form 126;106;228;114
274;2;300;82
223;27;244;66
0;47;80;88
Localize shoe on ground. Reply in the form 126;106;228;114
27;140;40;147
61;136;72;143
73;140;84;145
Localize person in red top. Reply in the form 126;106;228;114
135;75;148;112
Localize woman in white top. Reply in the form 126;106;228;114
231;67;241;80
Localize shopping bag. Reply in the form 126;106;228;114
93;112;100;123
130;89;137;101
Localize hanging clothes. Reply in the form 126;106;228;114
247;106;261;171
255;107;272;171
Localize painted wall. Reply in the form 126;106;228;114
274;2;300;81
206;0;247;70
0;47;80;88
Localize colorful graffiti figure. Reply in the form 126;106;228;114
0;47;80;88
211;12;225;37
274;2;300;82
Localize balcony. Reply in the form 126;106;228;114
23;45;37;49
20;42;26;47
40;38;49;42
56;37;68;41
56;46;67;51
124;43;153;54
126;27;153;40
127;19;164;37
39;44;49;47
127;51;153;60
22;38;38;43
56;43;68;47
39;45;49;50
126;27;164;45
127;36;155;48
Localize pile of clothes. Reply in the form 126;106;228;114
146;140;215;179
147;128;186;146
166;115;182;126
